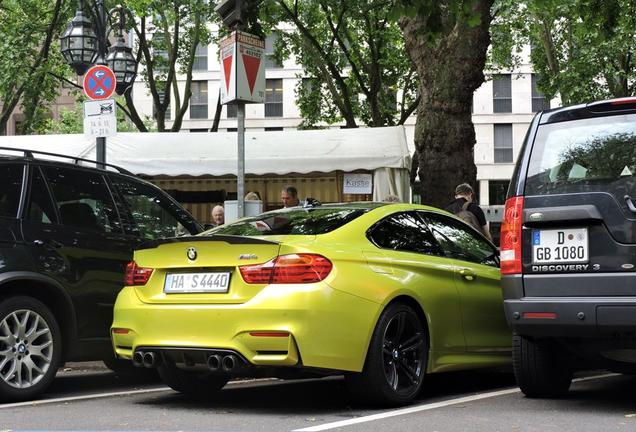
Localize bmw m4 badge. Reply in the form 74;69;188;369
187;247;197;261
239;254;258;260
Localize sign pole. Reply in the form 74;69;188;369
237;102;245;218
96;136;106;168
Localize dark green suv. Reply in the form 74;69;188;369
501;98;636;397
0;148;201;401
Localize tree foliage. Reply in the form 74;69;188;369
0;0;71;135
260;0;419;128
491;0;636;105
121;0;215;132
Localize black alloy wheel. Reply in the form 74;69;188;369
346;302;427;406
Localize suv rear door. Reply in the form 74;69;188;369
521;111;636;294
21;165;131;349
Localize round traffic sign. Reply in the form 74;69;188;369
83;65;116;100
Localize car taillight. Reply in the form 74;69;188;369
239;254;333;284
500;196;524;275
125;260;154;286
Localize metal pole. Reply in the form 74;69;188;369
237;103;245;218
96;137;106;167
96;0;107;166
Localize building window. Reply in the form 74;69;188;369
265;33;282;69
193;43;208;71
488;180;510;205
265;79;283;117
493;74;512;113
265;127;283;131
531;74;550;112
494;124;513;163
152;33;169;72
226;104;237;118
190;81;208;119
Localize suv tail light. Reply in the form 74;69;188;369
125;261;154;286
239;254;333;284
500;196;524;275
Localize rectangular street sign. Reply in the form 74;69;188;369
220;31;265;104
84;99;117;138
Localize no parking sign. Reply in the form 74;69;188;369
83;65;116;100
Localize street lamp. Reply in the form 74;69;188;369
60;0;138;164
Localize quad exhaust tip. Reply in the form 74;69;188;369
222;354;237;372
132;351;144;367
133;350;159;368
143;351;158;368
207;354;222;371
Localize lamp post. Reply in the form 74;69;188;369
60;0;138;165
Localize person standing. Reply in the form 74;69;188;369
211;204;225;226
281;185;300;208
445;183;493;242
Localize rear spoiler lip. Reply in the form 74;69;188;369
137;234;280;250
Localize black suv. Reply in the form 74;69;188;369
0;148;202;401
501;98;636;397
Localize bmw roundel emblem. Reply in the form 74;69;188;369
186;247;197;261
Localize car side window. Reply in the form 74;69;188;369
421;212;498;267
42;166;121;233
110;176;193;239
0;164;23;218
26;167;58;224
368;211;443;256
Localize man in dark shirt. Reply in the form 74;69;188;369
445;183;493;242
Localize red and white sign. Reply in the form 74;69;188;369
220;31;265;104
83;65;116;100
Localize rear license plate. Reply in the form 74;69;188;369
164;272;231;293
532;228;588;264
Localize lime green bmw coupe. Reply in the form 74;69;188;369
111;202;510;405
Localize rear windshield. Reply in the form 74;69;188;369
526;114;636;196
205;207;367;236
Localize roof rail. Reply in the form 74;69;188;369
0;146;133;176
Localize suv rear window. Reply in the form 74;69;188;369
526;114;636;196
207;208;367;236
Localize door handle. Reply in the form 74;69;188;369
32;239;63;249
625;195;636;213
459;269;476;281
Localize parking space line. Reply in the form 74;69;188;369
0;377;280;409
292;373;617;432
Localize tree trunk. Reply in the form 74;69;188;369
210;90;222;132
401;1;493;209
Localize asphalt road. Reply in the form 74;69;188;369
0;363;634;431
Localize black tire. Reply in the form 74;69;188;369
0;296;62;402
158;362;229;397
513;334;572;398
346;302;427;406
